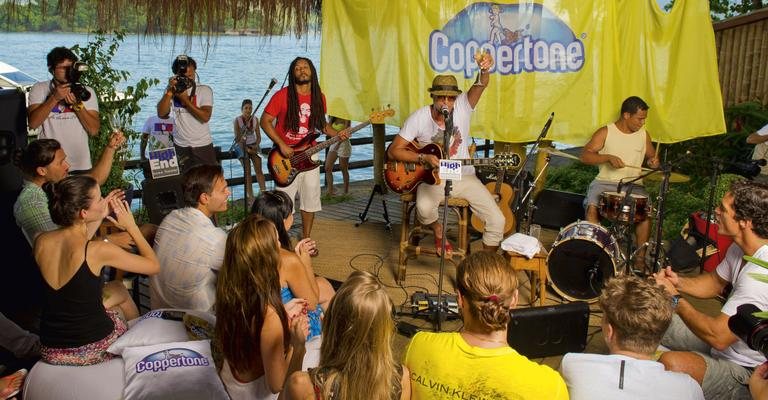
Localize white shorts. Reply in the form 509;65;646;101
276;154;322;213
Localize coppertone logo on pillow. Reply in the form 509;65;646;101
429;2;585;77
135;348;210;373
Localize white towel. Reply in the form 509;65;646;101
501;233;541;259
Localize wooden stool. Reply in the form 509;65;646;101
398;192;470;282
505;248;549;306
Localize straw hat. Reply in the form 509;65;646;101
428;75;462;96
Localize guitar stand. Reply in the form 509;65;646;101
356;183;392;230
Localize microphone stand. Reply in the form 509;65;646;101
435;108;453;332
512;113;554;218
698;159;723;272
234;78;277;211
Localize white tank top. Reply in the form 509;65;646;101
596;123;647;183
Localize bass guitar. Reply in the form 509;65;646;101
470;168;516;235
383;142;520;194
268;109;395;187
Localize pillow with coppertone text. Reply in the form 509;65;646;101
122;339;228;400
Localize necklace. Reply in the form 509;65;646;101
461;330;508;345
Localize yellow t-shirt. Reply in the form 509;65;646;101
404;331;569;400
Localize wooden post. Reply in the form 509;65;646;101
372;122;386;191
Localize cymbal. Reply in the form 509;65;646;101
644;171;690;183
542;148;580;161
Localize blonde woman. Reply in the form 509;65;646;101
216;214;309;400
285;271;410;400
34;175;159;365
404;252;568;399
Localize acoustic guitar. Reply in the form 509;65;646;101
268;109;394;187
470;168;516;235
383;142;520;194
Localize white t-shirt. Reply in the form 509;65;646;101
561;353;704;400
171;84;213;147
28;80;99;171
142;115;175;150
712;244;768;367
398;92;475;175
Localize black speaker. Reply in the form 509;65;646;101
507;301;589;359
532;189;585;230
142;175;185;225
0;89;27;193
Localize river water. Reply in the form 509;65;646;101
0;32;392;198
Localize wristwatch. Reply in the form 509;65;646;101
671;294;682;309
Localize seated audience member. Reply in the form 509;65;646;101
403;252;568;399
35;175;159;365
654;180;768;399
150;164;230;312
560;275;704;399
215;214;308;400
13;135;156;248
285;270;410;400
0;312;40;372
251;191;335;343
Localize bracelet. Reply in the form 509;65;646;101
72;102;84;112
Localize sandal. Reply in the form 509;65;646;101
434;236;454;256
0;369;27;400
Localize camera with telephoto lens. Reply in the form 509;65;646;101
65;62;91;102
728;303;768;358
171;55;195;94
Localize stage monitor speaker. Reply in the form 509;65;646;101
142;175;185;225
507;301;589;359
532;189;585;230
0;89;28;193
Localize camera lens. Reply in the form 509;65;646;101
729;303;768;357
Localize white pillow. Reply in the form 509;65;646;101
122;339;229;400
107;309;189;355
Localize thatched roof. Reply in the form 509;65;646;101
4;0;321;39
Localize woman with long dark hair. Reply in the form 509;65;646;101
216;214;308;400
34;175;159;365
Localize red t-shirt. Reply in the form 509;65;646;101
263;87;327;146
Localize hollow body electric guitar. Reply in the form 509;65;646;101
383;142;520;194
268;109;394;187
470;168;516;235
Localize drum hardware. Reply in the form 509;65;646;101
510;113;554;225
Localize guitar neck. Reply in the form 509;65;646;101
302;121;371;156
461;157;495;166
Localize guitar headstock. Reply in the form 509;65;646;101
494;153;521;168
369;106;395;124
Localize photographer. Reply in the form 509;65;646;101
28;46;100;174
654;180;768;399
156;55;215;172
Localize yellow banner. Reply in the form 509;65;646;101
320;0;725;144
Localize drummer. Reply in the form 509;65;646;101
580;96;660;270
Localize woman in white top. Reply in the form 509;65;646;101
234;99;266;197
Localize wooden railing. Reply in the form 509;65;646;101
125;134;493;198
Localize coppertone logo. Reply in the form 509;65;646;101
429;2;585;78
135;348;210;373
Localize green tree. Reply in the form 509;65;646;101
71;31;159;194
666;0;764;21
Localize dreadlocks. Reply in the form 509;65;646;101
285;57;326;135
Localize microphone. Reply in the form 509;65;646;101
440;105;450;117
268;78;278;90
538;112;554;139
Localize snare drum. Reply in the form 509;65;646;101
598;191;650;223
547;221;621;302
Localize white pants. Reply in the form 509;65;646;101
415;174;505;246
276;155;322;213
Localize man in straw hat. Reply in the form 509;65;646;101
387;52;504;255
